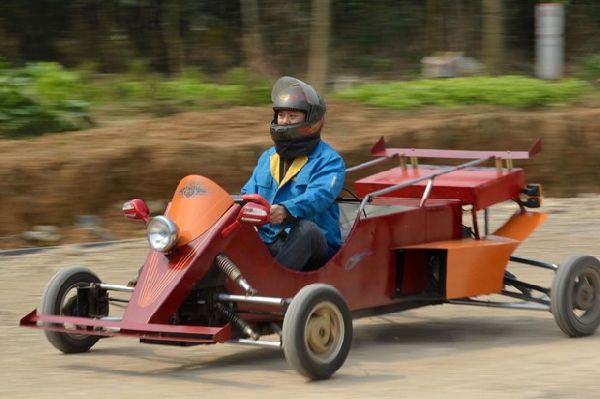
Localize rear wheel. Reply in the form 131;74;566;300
282;284;352;380
40;266;102;353
551;256;600;337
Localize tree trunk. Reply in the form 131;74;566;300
425;0;444;54
482;0;504;74
161;0;185;73
0;14;20;62
451;0;466;53
96;1;124;72
306;0;330;93
240;0;270;78
161;0;185;74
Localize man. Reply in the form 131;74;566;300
241;76;345;271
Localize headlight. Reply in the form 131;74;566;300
147;216;179;252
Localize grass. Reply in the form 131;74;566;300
0;61;593;138
0;63;271;138
334;76;590;109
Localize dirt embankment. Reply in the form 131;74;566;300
1;101;600;248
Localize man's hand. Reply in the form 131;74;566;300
270;204;289;225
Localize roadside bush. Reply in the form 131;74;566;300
0;61;272;135
0;63;93;138
334;76;590;109
103;67;270;115
577;54;600;83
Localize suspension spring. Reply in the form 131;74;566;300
214;302;259;340
215;254;257;295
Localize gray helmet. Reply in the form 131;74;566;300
270;76;326;142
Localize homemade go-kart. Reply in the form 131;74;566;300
20;137;600;380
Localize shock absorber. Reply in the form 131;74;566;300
215;254;257;296
214;302;259;340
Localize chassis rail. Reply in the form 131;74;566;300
20;310;232;343
449;298;550;312
510;255;558;271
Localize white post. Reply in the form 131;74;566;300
535;3;565;80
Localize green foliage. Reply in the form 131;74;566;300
577;54;600;82
334;76;590;109
0;62;272;137
2;61;591;139
219;68;272;105
0;63;93;138
99;67;270;115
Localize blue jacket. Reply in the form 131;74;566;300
241;140;345;251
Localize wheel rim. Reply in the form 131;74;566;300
569;266;600;323
303;301;344;364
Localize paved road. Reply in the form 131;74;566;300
2;198;600;398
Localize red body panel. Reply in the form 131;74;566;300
222;198;461;314
354;166;525;210
123;205;239;324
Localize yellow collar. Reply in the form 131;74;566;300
269;153;308;188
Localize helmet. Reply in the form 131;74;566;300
270;76;326;142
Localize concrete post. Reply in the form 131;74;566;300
536;3;565;80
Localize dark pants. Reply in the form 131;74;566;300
267;220;331;271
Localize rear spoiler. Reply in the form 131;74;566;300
370;136;542;160
347;137;541;173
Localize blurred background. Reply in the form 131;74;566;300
1;0;600;249
2;1;600;80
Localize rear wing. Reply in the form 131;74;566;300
349;137;542;215
347;137;541;173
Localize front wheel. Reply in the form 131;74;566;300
282;284;352;380
40;266;102;353
551;256;600;337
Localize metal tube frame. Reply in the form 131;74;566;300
98;283;134;293
449;298;550;312
510;255;558;271
217;293;289;307
484;208;489;236
471;208;481;239
346;155;398;173
230;339;281;348
504;276;551;296
500;289;550;306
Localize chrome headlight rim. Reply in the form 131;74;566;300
147;215;179;252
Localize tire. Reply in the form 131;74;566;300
282;284;352;380
551;255;600;337
40;266;102;353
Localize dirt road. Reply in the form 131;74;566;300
2;197;600;398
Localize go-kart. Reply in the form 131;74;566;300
20;137;600;380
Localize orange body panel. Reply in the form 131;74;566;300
404;237;519;298
493;211;548;242
166;175;234;246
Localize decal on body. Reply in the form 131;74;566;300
345;250;373;271
179;183;207;198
